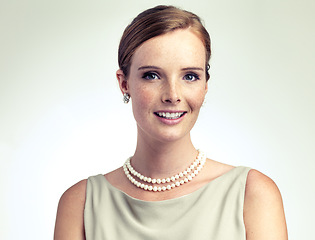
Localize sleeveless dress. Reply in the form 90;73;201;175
84;166;251;240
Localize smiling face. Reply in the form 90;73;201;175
117;29;208;143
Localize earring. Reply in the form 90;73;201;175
123;93;130;104
202;99;206;107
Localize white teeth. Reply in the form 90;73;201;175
157;112;184;119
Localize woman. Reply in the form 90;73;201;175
54;5;287;240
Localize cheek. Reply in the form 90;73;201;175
131;86;155;112
187;89;206;109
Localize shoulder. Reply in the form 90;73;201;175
60;179;88;208
54;179;87;240
244;169;288;239
204;158;235;178
244;169;283;206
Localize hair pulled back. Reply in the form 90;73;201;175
118;5;211;81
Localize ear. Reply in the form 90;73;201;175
205;81;208;94
116;69;129;94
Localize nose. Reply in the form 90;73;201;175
161;80;181;104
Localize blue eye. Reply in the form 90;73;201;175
142;72;159;80
184;73;200;81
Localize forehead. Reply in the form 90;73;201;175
131;29;206;68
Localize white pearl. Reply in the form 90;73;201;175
123;150;206;192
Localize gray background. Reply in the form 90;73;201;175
1;0;314;239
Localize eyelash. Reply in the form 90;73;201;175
141;72;160;80
141;72;200;82
183;73;200;82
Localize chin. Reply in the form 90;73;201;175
137;119;195;143
153;129;192;143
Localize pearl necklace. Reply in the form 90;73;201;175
123;150;206;192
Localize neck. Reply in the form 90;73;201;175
131;131;198;179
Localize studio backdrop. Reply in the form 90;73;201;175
0;0;314;239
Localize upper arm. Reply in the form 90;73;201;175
244;170;288;240
54;179;87;240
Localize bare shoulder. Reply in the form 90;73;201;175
54;179;87;240
244;169;288;239
204;158;235;180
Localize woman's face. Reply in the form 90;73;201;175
118;29;208;143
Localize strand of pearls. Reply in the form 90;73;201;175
126;150;205;184
123;150;206;192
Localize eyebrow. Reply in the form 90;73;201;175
138;65;161;71
138;66;204;71
181;67;204;71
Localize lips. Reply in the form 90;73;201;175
154;111;187;120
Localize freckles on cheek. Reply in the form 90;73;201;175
134;88;154;109
190;91;206;109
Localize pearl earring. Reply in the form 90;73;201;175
123;93;130;104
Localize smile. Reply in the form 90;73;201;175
154;112;186;119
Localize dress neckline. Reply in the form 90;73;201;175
101;166;246;204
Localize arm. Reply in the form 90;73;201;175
244;170;288;239
54;179;87;240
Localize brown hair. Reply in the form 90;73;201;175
118;5;211;81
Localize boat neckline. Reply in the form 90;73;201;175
100;166;247;204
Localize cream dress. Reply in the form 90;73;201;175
84;166;251;240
